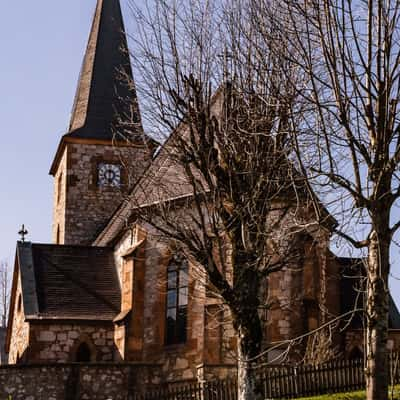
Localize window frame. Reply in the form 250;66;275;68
165;254;189;346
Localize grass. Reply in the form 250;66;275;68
296;385;400;400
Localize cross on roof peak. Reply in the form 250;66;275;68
18;224;28;243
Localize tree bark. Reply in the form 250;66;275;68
366;222;390;400
237;329;263;400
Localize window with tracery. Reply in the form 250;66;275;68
165;254;188;345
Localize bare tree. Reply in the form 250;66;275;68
122;1;313;398
0;261;10;328
251;1;400;398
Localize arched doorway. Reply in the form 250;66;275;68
349;346;363;360
75;342;92;362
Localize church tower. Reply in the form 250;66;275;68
50;0;154;245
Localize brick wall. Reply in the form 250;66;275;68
0;363;162;400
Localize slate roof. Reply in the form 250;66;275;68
69;0;143;142
17;242;120;321
338;257;400;329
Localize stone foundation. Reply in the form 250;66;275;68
0;363;162;400
345;329;400;356
197;363;237;382
28;323;115;363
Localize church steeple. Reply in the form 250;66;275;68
50;0;154;246
69;0;142;141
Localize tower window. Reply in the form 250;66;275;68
17;294;22;314
56;225;60;244
57;173;63;203
165;254;188;345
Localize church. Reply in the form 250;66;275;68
5;0;400;383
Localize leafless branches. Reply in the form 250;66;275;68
0;261;10;328
123;1;312;398
255;1;400;399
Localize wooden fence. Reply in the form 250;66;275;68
134;354;400;400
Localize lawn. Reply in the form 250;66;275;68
297;386;400;400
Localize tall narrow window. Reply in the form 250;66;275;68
165;255;188;345
56;225;60;244
57;173;63;204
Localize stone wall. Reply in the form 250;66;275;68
52;148;67;244
53;141;152;246
113;223;208;381
345;329;400;356
0;363;162;400
27;323;116;363
8;272;29;364
111;207;336;379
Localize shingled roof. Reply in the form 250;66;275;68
17;242;120;321
68;0;142;141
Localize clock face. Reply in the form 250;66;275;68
98;163;121;187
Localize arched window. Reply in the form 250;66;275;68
75;342;92;362
349;346;363;360
165;254;188;345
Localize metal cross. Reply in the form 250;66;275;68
18;224;28;243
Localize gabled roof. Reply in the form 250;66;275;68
16;242;120;321
93;86;337;247
93;88;228;246
68;0;142;141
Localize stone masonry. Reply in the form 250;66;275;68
52;141;152;245
8;272;29;364
0;363;162;400
28;323;116;363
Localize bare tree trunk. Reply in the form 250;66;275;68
236;320;264;400
237;338;262;400
0;261;9;328
232;266;264;400
366;224;390;400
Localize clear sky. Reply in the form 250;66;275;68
0;1;399;310
0;1;97;263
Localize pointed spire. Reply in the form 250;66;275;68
69;0;142;141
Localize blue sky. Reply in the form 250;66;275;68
0;1;399;309
0;1;97;263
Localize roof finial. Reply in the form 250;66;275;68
18;224;28;243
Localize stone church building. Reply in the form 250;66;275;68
5;0;400;382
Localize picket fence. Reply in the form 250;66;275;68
134;354;400;400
